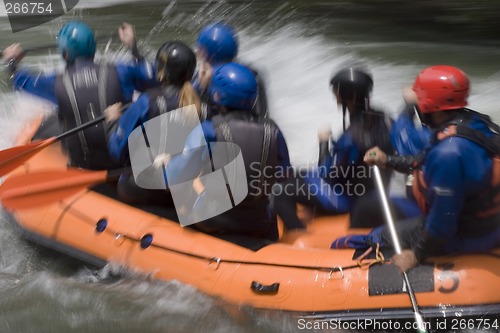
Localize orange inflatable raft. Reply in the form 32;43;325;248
1;119;499;322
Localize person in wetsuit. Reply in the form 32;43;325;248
167;63;290;240
273;68;395;230
193;22;269;120
390;86;432;200
2;21;156;170
364;65;500;272
105;41;201;205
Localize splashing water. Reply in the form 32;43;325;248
1;1;500;332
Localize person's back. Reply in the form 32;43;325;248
2;21;156;170
210;111;282;202
414;110;499;254
177;63;290;240
273;68;394;230
106;41;201;205
329;106;393;192
328;68;393;182
362;65;499;272
55;59;124;169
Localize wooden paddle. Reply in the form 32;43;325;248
0;102;131;177
0;168;125;210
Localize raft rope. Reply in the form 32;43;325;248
146;237;385;274
353;243;386;270
59;201;388;277
117;229;386;278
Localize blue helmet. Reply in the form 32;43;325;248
57;21;96;64
196;23;238;65
210;63;257;110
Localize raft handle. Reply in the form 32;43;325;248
250;281;280;294
328;266;344;280
208;257;221;270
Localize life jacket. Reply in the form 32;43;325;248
55;61;124;170
146;86;181;120
211;111;280;203
193;111;281;240
336;108;393;191
412;110;500;236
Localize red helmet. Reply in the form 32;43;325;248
412;65;469;113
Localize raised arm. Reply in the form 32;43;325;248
2;43;57;105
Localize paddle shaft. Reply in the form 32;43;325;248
0;102;130;178
0;44;55;56
56;101;131;141
57;115;105;140
372;165;428;333
1;33;118;57
373;167;403;254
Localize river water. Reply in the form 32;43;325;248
0;1;499;332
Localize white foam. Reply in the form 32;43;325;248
1;20;499;164
238;24;500;166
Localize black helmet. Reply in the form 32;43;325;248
330;68;373;132
330;67;373;103
330;68;373;101
156;41;196;86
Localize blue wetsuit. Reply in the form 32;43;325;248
314;109;394;213
165;114;290;240
107;84;190;205
391;103;431;156
388;103;432;217
334;111;499;254
273;108;396;230
10;58;156;170
108;84;192;165
416;113;498;257
165;119;290;182
378;110;500;259
11;59;155;105
108;93;151;163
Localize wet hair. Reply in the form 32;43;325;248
179;81;201;113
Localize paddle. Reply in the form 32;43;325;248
0;168;125;210
1;33;118;57
0;102;130;177
1;44;57;56
372;165;428;333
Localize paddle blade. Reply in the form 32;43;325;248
0;137;57;177
0;169;108;210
